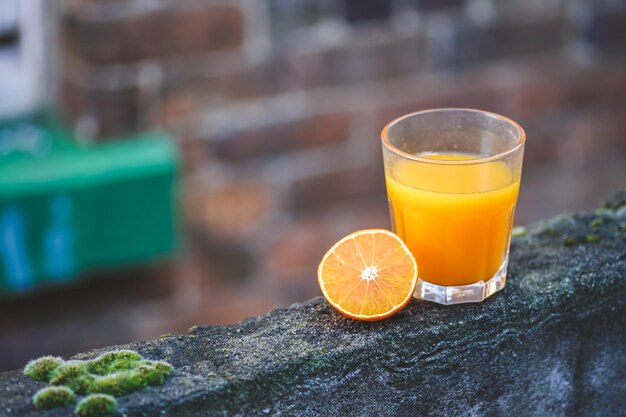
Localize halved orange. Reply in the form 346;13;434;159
318;229;418;321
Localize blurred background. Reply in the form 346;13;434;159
0;0;625;371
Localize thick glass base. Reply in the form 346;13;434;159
414;258;508;305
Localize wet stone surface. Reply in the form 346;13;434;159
1;191;625;416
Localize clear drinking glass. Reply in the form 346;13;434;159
381;108;525;305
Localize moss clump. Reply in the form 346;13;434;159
590;218;603;228
23;356;64;382
594;207;613;216
49;360;89;386
25;350;172;414
92;370;147;396
66;374;98;395
91;360;173;395
135;360;173;386
152;360;173;376
33;386;75;409
586;234;600;243
512;226;527;238
74;394;117;417
563;236;577;246
89;350;143;375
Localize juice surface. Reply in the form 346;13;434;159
385;152;520;286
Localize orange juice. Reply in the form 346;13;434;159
385;152;520;286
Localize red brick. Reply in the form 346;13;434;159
510;80;564;120
59;77;158;139
182;178;274;285
62;5;244;64
291;158;386;213
184;178;275;243
376;60;626;133
185;225;255;283
159;62;282;126
517;107;626;184
377;84;503;131
508;67;626;122
211;112;352;163
517;116;564;165
159;82;206;127
263;218;327;284
159;33;428;125
512;65;626;113
284;34;429;89
200;63;281;102
449;17;570;67
178;137;210;175
563;70;626;110
558;109;626;166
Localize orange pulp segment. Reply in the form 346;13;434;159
317;229;418;321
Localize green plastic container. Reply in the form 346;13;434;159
0;114;178;293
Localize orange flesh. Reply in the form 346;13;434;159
318;229;417;321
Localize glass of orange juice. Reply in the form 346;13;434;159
381;108;525;304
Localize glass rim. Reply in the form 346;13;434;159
381;108;526;165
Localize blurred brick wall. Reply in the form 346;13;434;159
56;0;626;323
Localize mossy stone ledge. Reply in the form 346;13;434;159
1;191;625;416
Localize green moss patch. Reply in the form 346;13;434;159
24;350;173;416
23;356;64;382
75;394;117;417
33;386;75;409
49;360;90;385
511;226;527;238
89;350;143;375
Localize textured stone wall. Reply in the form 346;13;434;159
1;195;624;416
